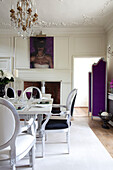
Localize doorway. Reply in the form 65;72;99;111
73;57;101;107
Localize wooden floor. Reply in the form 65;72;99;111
74;107;113;158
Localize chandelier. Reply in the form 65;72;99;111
10;0;38;38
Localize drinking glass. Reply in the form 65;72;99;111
32;89;38;99
17;90;22;97
26;92;31;100
17;90;22;103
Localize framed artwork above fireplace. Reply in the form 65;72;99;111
30;37;54;69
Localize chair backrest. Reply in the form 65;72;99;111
0;98;20;150
71;91;77;117
23;86;42;99
66;89;77;115
6;87;16;98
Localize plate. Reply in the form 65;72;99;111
14;103;25;110
16;107;25;110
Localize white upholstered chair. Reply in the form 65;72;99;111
41;88;77;156
23;86;42;131
23;86;42;100
0;98;35;170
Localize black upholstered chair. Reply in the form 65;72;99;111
6;87;16;98
41;88;77;156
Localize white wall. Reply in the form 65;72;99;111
107;29;113;83
0;36;14;72
0;29;106;104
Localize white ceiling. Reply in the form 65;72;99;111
0;0;113;34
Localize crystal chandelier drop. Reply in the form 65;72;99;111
10;0;38;38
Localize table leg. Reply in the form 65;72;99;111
37;114;43;138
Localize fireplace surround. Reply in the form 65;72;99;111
24;81;61;104
16;69;71;105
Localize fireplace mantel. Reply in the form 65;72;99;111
15;69;71;104
17;69;71;83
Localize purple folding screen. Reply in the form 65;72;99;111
92;59;106;117
88;72;91;113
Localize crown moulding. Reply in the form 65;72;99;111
0;26;105;37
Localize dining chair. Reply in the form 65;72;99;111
0;98;35;170
41;88;77;156
5;87;16;98
23;86;42;99
23;86;42;138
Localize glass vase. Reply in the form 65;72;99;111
0;84;6;98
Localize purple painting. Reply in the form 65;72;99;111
30;37;54;69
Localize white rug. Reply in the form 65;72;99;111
33;118;113;170
3;117;113;170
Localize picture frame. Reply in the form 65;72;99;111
30;37;54;69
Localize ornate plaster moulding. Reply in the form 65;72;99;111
99;0;113;15
33;26;105;36
102;0;113;31
0;16;99;32
104;18;113;32
0;21;105;36
0;22;11;30
0;25;105;37
0;29;17;36
35;0;113;28
0;0;112;32
37;15;98;28
0;22;11;27
57;0;113;16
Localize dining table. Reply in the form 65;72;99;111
19;103;52;135
8;98;53;138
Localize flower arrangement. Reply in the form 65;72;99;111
110;79;113;89
110;79;113;93
0;70;14;85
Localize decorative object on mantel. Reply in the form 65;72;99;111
0;70;14;97
107;45;113;57
99;112;112;129
30;37;54;69
41;81;45;94
10;0;38;38
110;79;113;93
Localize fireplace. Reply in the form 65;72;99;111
17;69;71;106
24;81;61;104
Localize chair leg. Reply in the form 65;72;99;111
29;145;35;170
11;158;16;170
42;133;45;157
66;130;70;154
45;133;47;141
11;164;16;170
